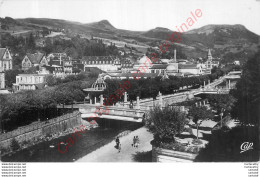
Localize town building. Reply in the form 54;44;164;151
21;52;48;70
39;65;65;77
84;76;107;92
81;56;121;72
150;49;179;76
46;53;67;63
0;48;13;89
212;59;220;67
165;62;179;76
13;74;47;92
178;64;203;76
99;72;159;80
202;49;214;74
62;57;73;74
121;59;134;73
177;59;189;64
133;55;153;73
0;48;13;72
150;64;167;75
0;73;5;89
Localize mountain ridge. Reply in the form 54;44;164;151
1;17;259;63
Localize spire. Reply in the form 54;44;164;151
208;48;212;61
207;48;213;69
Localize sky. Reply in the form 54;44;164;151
0;0;260;34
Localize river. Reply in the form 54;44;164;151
2;120;142;162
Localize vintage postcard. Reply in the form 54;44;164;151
0;0;259;176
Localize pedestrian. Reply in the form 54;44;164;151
132;136;136;147
118;143;121;153
136;136;140;148
130;100;133;109
115;136;120;149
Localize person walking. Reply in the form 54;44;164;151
130;100;133;109
115;137;120;149
118;143;121;153
135;136;140;148
132;136;136;147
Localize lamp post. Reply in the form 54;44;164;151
220;109;224;128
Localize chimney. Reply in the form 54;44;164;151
174;49;177;62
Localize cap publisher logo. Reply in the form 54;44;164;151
240;142;253;153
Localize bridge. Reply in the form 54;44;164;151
58;72;241;122
80;105;145;123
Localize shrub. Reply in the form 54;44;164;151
0;147;9;154
10;138;20;151
192;139;203;145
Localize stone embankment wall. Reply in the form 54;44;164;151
152;146;198;162
0;111;82;150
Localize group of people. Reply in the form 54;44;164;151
132;136;140;148
114;135;140;153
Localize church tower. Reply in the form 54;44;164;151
206;49;213;69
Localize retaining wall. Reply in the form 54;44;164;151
152;146;198;162
0;111;82;149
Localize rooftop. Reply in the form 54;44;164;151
26;53;45;64
179;64;198;69
0;48;6;59
81;56;118;62
151;64;168;69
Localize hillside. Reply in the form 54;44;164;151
140;24;260;61
1;17;259;63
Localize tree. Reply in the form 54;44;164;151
188;106;214;140
0;95;9;132
10;138;20;151
231;51;260;125
207;94;236;115
45;75;57;86
27;33;36;49
4;69;23;88
145;106;187;143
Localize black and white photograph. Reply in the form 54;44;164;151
0;0;259;176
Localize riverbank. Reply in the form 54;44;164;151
1;120;142;162
0;119;98;158
76;126;153;162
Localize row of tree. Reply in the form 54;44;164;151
101;66;235;103
0;73;96;132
